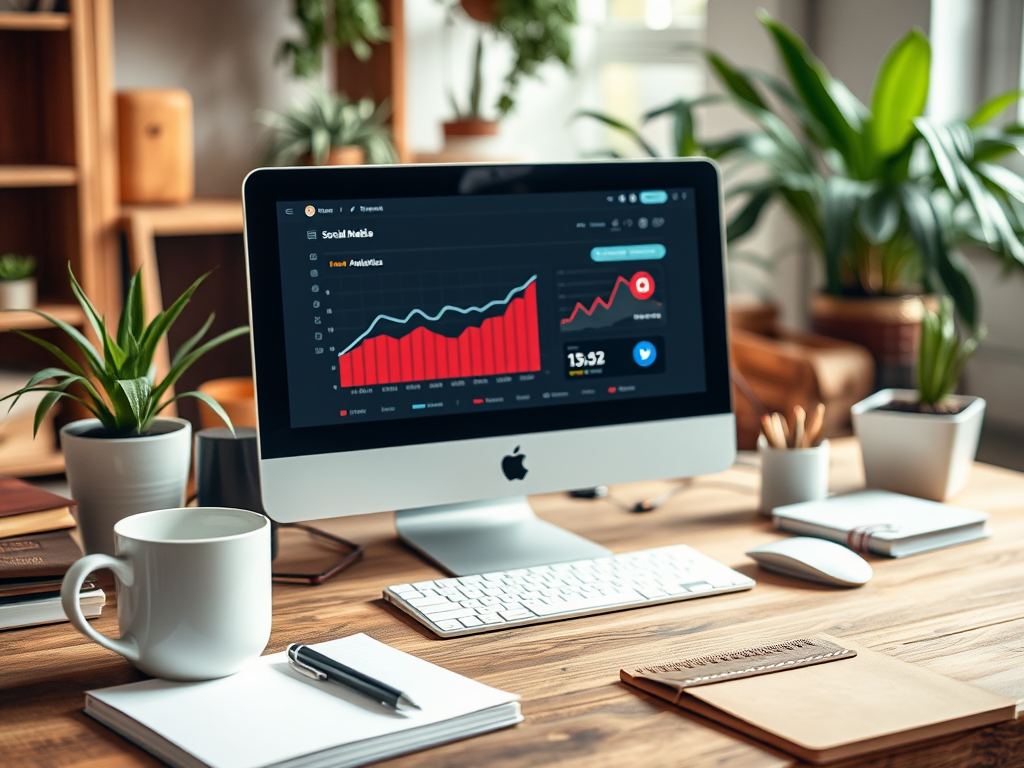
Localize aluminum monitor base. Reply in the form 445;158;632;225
395;496;611;576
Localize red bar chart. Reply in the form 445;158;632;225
339;280;541;387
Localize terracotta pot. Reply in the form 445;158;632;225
810;294;939;390
197;376;256;430
460;0;496;23
443;119;499;138
301;145;365;166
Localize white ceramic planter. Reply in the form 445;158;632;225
0;277;37;310
851;388;985;501
61;418;192;555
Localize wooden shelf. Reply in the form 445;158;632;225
0;12;71;31
119;198;244;235
0;303;85;332
0;450;64;478
0;165;78;188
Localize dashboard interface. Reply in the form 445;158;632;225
274;187;708;430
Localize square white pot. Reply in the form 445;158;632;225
0;277;36;310
851;388;985;501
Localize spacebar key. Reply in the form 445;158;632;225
530;590;643;616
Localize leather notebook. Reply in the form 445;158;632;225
621;635;1016;764
0;530;84;587
0;475;76;538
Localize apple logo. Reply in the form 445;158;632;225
502;446;528;481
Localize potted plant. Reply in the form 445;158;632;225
0;265;248;555
579;14;1024;387
277;0;389;76
440;0;576;146
257;86;398;166
851;297;985;501
0;254;37;310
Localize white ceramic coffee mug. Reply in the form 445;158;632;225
61;507;272;681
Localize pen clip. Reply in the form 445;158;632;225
289;656;328;681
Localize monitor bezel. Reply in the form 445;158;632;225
243;159;731;461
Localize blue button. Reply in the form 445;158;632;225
640;190;668;204
632;341;657;367
591;244;666;262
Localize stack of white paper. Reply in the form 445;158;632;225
86;633;521;768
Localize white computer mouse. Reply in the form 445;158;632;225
746;537;872;588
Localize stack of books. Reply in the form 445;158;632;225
0;475;105;630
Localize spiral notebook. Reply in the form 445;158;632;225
85;634;522;768
621;635;1015;764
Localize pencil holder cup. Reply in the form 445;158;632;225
758;437;830;516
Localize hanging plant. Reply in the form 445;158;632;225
278;0;390;78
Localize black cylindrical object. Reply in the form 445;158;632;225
195;427;278;560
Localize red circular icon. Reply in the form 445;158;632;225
629;271;655;300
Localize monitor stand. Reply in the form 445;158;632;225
394;496;611;576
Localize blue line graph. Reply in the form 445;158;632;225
338;275;538;357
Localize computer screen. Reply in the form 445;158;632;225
243;161;734;559
274;187;706;434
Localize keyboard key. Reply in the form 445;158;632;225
500;609;534;621
435;620;463;631
390;584;416;594
407;595;452;608
429;608;481;622
479;614;506;624
459;616;483;627
419;601;461;616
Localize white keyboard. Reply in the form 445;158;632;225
383;545;755;637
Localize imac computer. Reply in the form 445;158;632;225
242;160;735;582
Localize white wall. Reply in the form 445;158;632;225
113;0;320;197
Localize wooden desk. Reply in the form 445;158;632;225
3;438;1024;768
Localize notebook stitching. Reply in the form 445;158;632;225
635;638;851;686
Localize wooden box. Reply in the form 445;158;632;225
729;304;876;450
117;89;194;204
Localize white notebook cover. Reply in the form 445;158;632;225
86;633;521;768
771;491;989;555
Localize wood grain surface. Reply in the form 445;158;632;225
2;438;1023;768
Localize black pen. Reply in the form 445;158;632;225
287;643;421;711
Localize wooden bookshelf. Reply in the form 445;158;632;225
0;0;120;477
0;12;71;31
0;303;86;332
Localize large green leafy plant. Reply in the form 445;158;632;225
257;87;398;166
0;266;248;437
580;12;1024;329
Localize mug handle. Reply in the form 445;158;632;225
60;554;140;663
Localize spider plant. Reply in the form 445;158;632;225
0;265;248;437
918;296;985;408
257;86;398;165
578;12;1024;329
